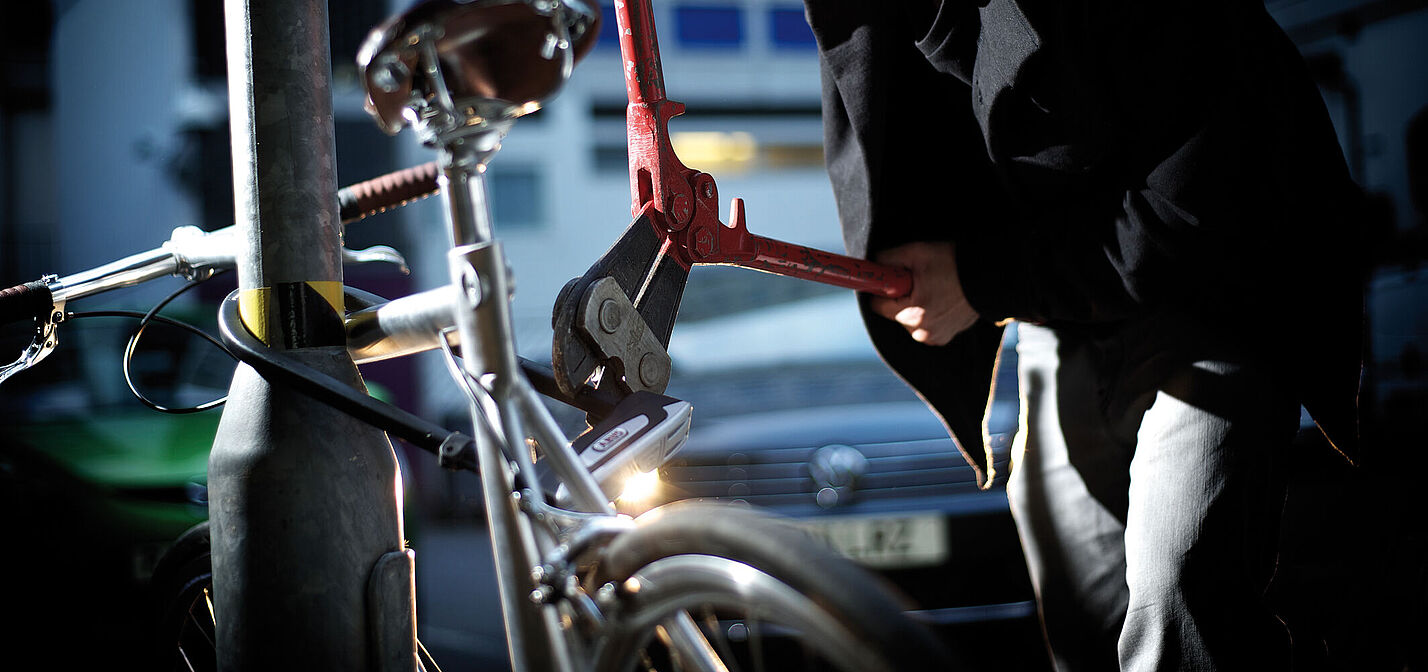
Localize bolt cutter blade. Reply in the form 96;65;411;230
551;205;688;400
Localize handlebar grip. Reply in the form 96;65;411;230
338;161;440;224
0;281;54;327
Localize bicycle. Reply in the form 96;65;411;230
0;1;950;670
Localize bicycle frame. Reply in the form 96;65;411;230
352;4;721;659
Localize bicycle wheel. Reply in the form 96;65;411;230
147;522;446;672
148;521;216;672
586;501;957;672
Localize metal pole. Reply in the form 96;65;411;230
208;0;415;669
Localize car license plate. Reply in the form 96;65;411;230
799;513;947;569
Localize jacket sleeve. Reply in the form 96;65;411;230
808;1;1010;487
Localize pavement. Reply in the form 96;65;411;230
413;520;513;672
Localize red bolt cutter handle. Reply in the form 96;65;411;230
679;198;912;298
613;1;692;230
611;0;912;299
744;235;913;299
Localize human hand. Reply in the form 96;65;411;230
869;242;979;346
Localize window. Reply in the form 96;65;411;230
769;7;816;49
597;3;621;51
487;166;545;229
674;6;744;48
594;145;630;173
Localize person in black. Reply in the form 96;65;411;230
804;2;1364;670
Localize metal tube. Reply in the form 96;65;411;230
447;243;720;671
519;387;610;512
447;242;561;672
208;0;413;669
50;248;175;302
345;286;460;363
439;144;504;247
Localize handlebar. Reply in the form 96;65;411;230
0;162;443;387
0;163;443;329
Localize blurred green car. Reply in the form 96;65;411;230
1;312;224;661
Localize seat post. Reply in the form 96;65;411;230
438;137;506;248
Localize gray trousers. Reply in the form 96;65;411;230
1007;318;1300;671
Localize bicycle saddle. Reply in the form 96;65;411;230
359;0;600;136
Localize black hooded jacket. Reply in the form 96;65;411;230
807;0;1364;486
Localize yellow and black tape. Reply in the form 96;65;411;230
238;280;345;348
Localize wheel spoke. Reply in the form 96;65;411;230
747;613;764;672
417;638;445;672
203;587;216;628
700;606;743;672
174;584;218;672
178;645;199;672
190;587;216;648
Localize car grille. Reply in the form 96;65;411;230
660;436;1012;509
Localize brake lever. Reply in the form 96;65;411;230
341;245;410;275
0;282;63;386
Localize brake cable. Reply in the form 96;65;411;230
67;271;237;413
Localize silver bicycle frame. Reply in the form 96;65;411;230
428;124;722;670
355;2;722;668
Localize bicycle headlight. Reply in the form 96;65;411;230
616;469;662;512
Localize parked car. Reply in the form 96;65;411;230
0;312;222;663
0;304;420;666
646;294;1052;669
